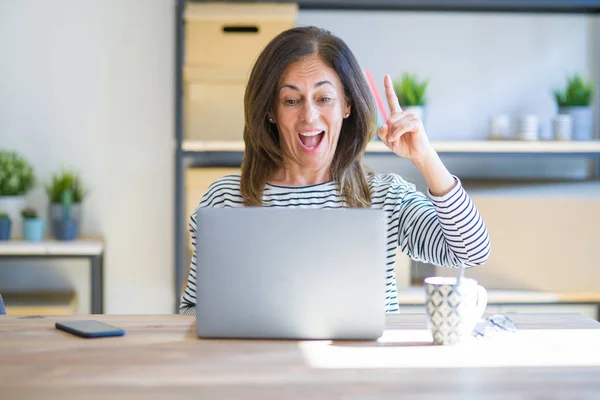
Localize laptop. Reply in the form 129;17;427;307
194;207;387;340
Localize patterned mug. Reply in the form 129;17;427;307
424;277;488;345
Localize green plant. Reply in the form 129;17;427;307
393;73;429;107
60;190;73;220
554;74;594;107
0;211;9;220
46;169;85;204
0;151;36;196
21;207;38;219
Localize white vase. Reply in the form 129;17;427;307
558;106;593;141
0;196;26;239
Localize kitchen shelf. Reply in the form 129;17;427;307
182;139;600;155
173;0;600;313
369;140;600;155
189;0;600;13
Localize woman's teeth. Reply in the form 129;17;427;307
299;131;323;137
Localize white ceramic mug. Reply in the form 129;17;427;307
424;277;488;345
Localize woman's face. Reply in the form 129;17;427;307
271;54;351;174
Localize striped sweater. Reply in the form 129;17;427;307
179;173;490;314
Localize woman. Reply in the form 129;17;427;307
180;26;490;314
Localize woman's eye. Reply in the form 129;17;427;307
320;97;332;103
285;99;298;105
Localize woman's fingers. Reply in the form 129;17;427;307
385;110;418;126
379;109;421;145
377;123;389;145
384;74;402;114
386;114;420;143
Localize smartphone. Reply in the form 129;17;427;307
55;320;125;338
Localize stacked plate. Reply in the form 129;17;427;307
516;115;539;141
552;114;573;141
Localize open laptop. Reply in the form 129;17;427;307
194;207;387;340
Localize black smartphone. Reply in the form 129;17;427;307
55;320;125;338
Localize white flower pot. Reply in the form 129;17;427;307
0;196;26;239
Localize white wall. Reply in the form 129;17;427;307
0;0;175;314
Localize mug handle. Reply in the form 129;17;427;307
474;285;488;321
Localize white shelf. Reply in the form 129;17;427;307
182;139;600;154
369;140;600;154
0;238;105;256
183;140;245;152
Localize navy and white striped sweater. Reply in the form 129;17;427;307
179;173;490;314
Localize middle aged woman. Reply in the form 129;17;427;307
179;26;490;315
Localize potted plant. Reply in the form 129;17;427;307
393;73;429;126
53;190;78;241
0;150;36;238
21;207;45;242
0;211;11;241
553;74;594;141
46;169;85;239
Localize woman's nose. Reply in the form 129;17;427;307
301;100;319;123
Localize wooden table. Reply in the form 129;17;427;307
1;313;600;399
0;239;104;313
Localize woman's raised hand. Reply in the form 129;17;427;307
377;74;435;163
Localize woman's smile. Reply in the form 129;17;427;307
297;129;325;152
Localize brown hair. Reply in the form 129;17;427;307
241;26;377;207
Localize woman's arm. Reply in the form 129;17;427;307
376;73;490;267
394;175;490;268
413;150;456;197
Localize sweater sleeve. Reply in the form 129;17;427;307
178;174;243;315
395;176;490;268
179;211;199;315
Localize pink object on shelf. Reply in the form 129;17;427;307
364;69;389;121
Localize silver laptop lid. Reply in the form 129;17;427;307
195;207;387;340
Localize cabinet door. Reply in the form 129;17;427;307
185;168;242;250
184;80;246;141
184;3;297;67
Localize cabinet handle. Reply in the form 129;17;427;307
222;26;259;34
